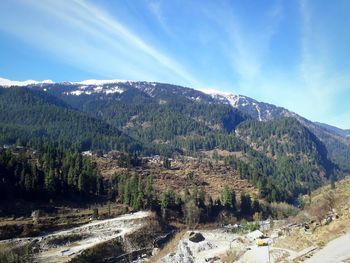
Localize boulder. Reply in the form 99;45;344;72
189;232;205;243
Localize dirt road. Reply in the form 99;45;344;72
0;211;151;263
303;232;350;263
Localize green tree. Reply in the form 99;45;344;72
123;178;130;206
221;186;236;210
240;193;252;216
45;168;56;195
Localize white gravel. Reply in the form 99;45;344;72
1;211;151;263
160;230;240;263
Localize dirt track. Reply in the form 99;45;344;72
0;211;151;263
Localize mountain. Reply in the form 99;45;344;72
202;90;350;171
28;80;248;145
208;92;296;121
26;78;349;170
0;87;140;152
236;117;334;199
0;78;345;202
315;122;350;138
0;77;53;87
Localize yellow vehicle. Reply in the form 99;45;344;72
256;239;268;246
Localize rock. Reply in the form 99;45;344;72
161;241;194;263
152;248;160;256
189;232;205;243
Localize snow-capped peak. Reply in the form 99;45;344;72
197;87;245;107
198;87;233;97
0;77;54;87
73;79;131;86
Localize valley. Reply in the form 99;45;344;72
1;177;349;262
0;79;349;262
1;1;349;261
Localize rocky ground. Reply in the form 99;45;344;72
154;178;350;263
0;211;152;263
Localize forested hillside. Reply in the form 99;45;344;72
0;83;344;204
0;144;103;201
50;84;247;143
0;88;139;152
232;118;337;202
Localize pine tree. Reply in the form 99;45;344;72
221;186;236;210
45;169;56;195
67;167;75;188
145;175;154;208
123;178;130;206
240;193;252;216
31;164;39;192
78;172;86;193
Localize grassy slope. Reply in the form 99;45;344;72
275;176;350;252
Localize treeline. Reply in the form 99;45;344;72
106;172;297;225
0;144;103;201
223;152;322;203
108;174;157;211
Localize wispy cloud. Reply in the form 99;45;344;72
147;0;173;36
0;0;200;86
297;0;350;127
201;0;283;93
0;0;349;128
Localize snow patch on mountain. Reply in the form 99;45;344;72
0;77;53;87
65;85;124;96
198;88;232;96
199;89;296;122
73;79;132;86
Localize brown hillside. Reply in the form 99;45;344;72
95;154;258;200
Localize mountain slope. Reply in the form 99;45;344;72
315;122;350;137
204;91;350;171
29;81;248;147
209;93;296;121
233;117;335;201
0;87;139;151
0;78;343;203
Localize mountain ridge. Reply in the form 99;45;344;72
1;77;349;170
0;78;346;203
2;76;348;129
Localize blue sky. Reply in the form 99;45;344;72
0;0;350;128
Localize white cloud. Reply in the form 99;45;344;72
296;0;350;125
0;0;200;86
0;0;348;128
201;1;283;94
147;0;173;36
